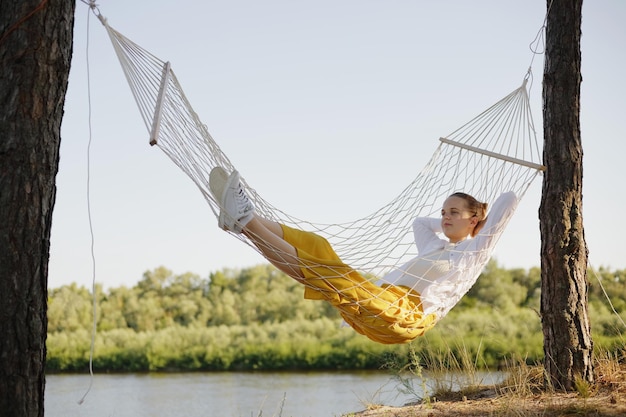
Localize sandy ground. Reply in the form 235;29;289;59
347;386;626;416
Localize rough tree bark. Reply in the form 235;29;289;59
0;1;75;416
540;0;593;390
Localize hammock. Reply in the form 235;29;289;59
97;15;544;344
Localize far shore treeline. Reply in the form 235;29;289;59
47;261;625;373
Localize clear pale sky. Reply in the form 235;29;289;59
50;1;626;290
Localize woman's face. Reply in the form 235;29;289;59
440;196;478;243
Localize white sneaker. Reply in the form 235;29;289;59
209;167;254;233
209;167;229;229
209;167;228;203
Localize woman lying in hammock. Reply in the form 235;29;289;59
209;167;518;344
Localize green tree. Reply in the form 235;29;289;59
468;260;528;311
48;284;93;332
98;285;131;331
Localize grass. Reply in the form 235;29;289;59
350;348;626;416
232;348;626;416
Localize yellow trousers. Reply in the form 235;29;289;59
281;224;437;344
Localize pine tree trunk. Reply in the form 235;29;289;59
0;1;75;415
540;0;593;390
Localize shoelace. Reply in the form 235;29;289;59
235;185;253;214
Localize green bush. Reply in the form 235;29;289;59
46;263;626;372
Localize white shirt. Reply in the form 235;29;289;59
381;191;518;319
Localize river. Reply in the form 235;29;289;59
46;371;504;417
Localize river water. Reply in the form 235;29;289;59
46;371;504;417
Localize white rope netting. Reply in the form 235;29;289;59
99;17;544;343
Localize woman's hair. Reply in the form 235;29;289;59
449;192;489;237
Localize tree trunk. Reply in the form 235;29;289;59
540;0;593;390
0;1;75;415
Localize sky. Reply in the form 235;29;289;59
50;1;626;290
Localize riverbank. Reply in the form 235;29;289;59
350;389;626;416
348;362;626;417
